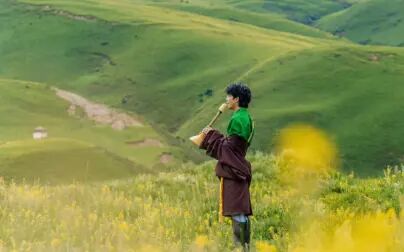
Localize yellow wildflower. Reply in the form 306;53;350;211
256;240;277;252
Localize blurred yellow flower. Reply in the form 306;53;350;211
195;235;210;248
256;240;277;252
51;238;61;248
118;221;129;232
276;124;337;174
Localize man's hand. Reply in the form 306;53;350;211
202;126;213;135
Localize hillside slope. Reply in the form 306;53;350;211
1;0;403;174
317;0;404;46
0;78;178;183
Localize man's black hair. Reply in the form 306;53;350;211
225;82;251;108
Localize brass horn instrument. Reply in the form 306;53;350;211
190;103;228;146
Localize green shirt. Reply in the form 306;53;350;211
226;107;255;144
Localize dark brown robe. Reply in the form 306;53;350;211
200;129;253;216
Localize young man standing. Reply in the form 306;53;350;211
200;82;255;251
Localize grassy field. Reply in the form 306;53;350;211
257;0;351;24
0;1;403;251
138;0;353;24
0;78;179;183
0;153;402;251
147;3;333;38
154;0;404;46
148;0;359;23
316;0;404;46
0;0;402;174
213;46;404;175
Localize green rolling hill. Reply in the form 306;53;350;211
0;0;403;176
316;0;404;46
147;2;333;38
0;1;403;250
142;0;356;24
119;0;404;46
0;78;180;183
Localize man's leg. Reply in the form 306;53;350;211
231;214;250;251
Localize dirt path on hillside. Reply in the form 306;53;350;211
54;88;143;130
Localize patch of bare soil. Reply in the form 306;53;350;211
54;88;143;130
160;153;173;164
125;138;164;147
41;5;98;22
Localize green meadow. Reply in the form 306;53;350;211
2;0;403;174
316;0;404;46
0;1;404;250
0;78;175;183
